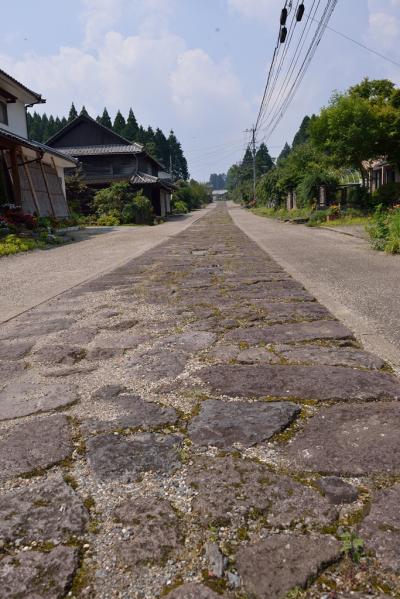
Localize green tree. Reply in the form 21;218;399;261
68;103;78;122
124;108;139;141
113;110;126;136
80;105;89;117
277;142;291;165
168;130;189;180
310;92;382;184
292;115;312;148
154;128;169;166
97;107;112;129
255;143;274;178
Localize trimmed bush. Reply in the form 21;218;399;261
173;200;188;214
371;182;400;209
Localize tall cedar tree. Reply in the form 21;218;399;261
68;103;78;122
124;108;139;141
255;143;274;178
98;108;112;129
292;115;312;148
277;142;291;165
80;106;89;117
113;110;126;136
168;130;189;180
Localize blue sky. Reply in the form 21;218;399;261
1;0;400;179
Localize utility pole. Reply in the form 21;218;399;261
251;125;256;201
245;126;257;201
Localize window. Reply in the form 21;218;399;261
0;101;8;125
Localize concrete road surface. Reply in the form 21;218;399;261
0;206;214;323
229;203;400;370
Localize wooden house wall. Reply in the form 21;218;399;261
77;155;138;182
43;164;69;217
50;121;129;149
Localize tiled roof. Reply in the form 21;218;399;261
0;127;77;165
59;144;143;156
131;172;176;190
130;172;159;184
0;68;44;103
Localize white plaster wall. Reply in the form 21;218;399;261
1;101;28;138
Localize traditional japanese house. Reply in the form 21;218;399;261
46;115;174;217
0;69;77;217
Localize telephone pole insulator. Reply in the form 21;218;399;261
280;26;287;43
296;3;305;21
280;8;288;25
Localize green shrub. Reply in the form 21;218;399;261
371;182;400;209
173;200;188;214
97;213;121;226
346;186;370;209
92;182;135;215
132;194;153;224
385;208;400;253
307;210;330;226
0;234;45;256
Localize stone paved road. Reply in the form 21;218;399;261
0;207;212;324
0;203;399;599
229;203;400;371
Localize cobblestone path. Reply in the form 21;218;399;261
1;203;400;599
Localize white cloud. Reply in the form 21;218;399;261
0;0;251;178
228;0;279;23
368;11;400;50
81;0;126;48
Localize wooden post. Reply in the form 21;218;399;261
22;156;41;215
9;146;22;207
39;159;56;217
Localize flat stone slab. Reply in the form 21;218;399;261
166;583;224;598
316;477;358;505
208;344;239;362
0;546;79;599
236;347;281;364
0;360;26;379
87;432;182;481
278;345;385;370
0;379;78;420
0;318;74;340
188;456;337;527
0;415;73;480
33;344;86;365
359;484;400;573
283;402;400;475
82;396;178;435
54;327;97;345
127;349;188;380
160;331;217;352
0;340;35;360
261;301;333;323
236;534;341;599
188;400;300;449
224;321;353;345
198;365;400;402
0;476;89;543
113;495;183;566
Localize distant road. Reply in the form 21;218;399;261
229;202;400;371
0;206;214;323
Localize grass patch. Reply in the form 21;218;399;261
319;216;371;228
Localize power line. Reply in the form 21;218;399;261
260;0;338;143
310;15;400;69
